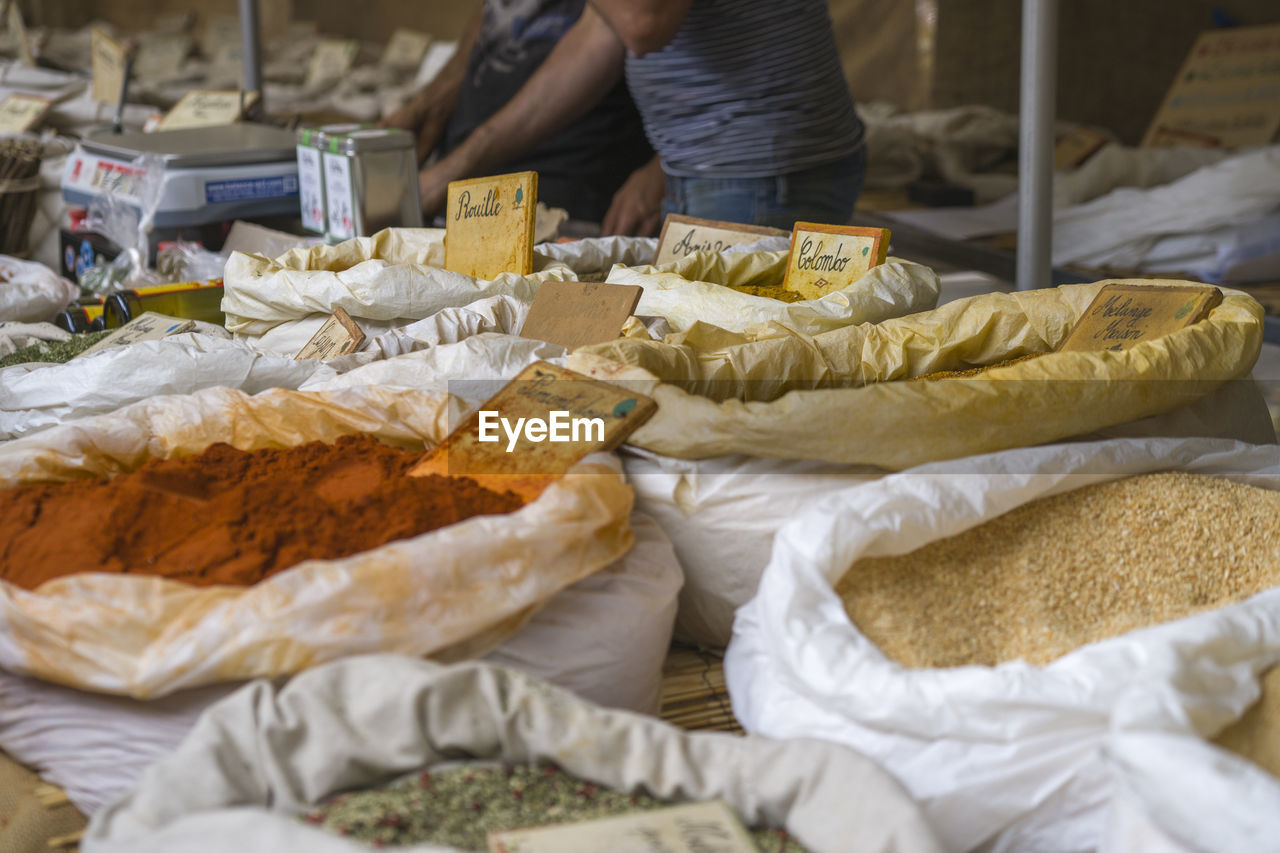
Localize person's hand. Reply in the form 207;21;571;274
601;157;665;236
381;93;451;165
418;157;464;218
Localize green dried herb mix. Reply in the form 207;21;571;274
303;762;808;851
0;331;112;369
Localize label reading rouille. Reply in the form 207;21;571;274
1057;283;1224;352
782;223;890;300
653;214;789;266
443;171;538;279
487;801;757;853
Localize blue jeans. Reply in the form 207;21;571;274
661;147;866;230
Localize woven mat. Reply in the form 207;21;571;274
659;644;744;735
0;750;85;853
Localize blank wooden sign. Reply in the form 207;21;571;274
782;222;890;300
519;280;643;351
444;171;538;280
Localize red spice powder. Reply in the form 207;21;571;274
0;434;524;590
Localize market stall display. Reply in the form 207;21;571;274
0;384;633;697
83;657;944;853
725;436;1280;853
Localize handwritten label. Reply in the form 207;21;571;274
654;214;789;266
76;312;196;359
782;223;889;300
381;28;431;69
444;171;538;279
8;2;33;66
520;281;643;351
408;361;655;501
306;39;359;87
1143;23;1280;149
323;151;356;239
488;800;756;853
0;93;52;134
1057;284;1224;352
157;90;256;131
91;27;128;104
295;308;365;360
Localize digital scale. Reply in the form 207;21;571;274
60;124;300;228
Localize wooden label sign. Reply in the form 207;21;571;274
1143;23;1280;149
409;361;655;501
0;93;52;134
77;312;196;359
157;90;258;131
306;39;359;87
444;170;537;280
1057;284;1224;353
653;214;789;266
782;222;889;300
295;308;365;360
519;281;643;351
1054;126;1109;170
488;801;756;853
381;28;431;69
90;27;129;104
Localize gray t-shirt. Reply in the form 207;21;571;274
625;0;864;178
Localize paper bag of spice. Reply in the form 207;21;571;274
0;385;633;698
569;278;1267;468
726;436;1280;853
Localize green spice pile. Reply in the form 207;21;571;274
837;472;1280;668
0;331;112;369
302;762;807;852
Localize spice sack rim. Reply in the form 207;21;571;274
0;384;634;699
568;279;1264;469
84;656;946;853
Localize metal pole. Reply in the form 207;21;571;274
1016;0;1057;290
239;0;264;117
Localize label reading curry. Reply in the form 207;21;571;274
443;170;538;280
782;223;889;300
1057;283;1224;352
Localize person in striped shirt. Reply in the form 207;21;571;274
416;0;866;235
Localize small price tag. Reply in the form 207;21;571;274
654;214;789;266
0;93;52;134
323;151;356;239
295;308;365;360
444;171;538;280
7;1;33;67
157;89;257;131
782;222;889;300
381;28;431;69
409;361;655;501
487;801;757;853
90;27;129;104
306;39;359;87
76;312;196;359
520;280;643;351
1057;283;1224;353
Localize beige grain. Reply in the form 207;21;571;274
1214;666;1280;779
836;472;1280;668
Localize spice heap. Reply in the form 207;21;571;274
0;434;524;589
0;330;112;369
726;282;806;303
303;762;807;852
909;352;1044;381
836;473;1280;668
1214;666;1280;780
